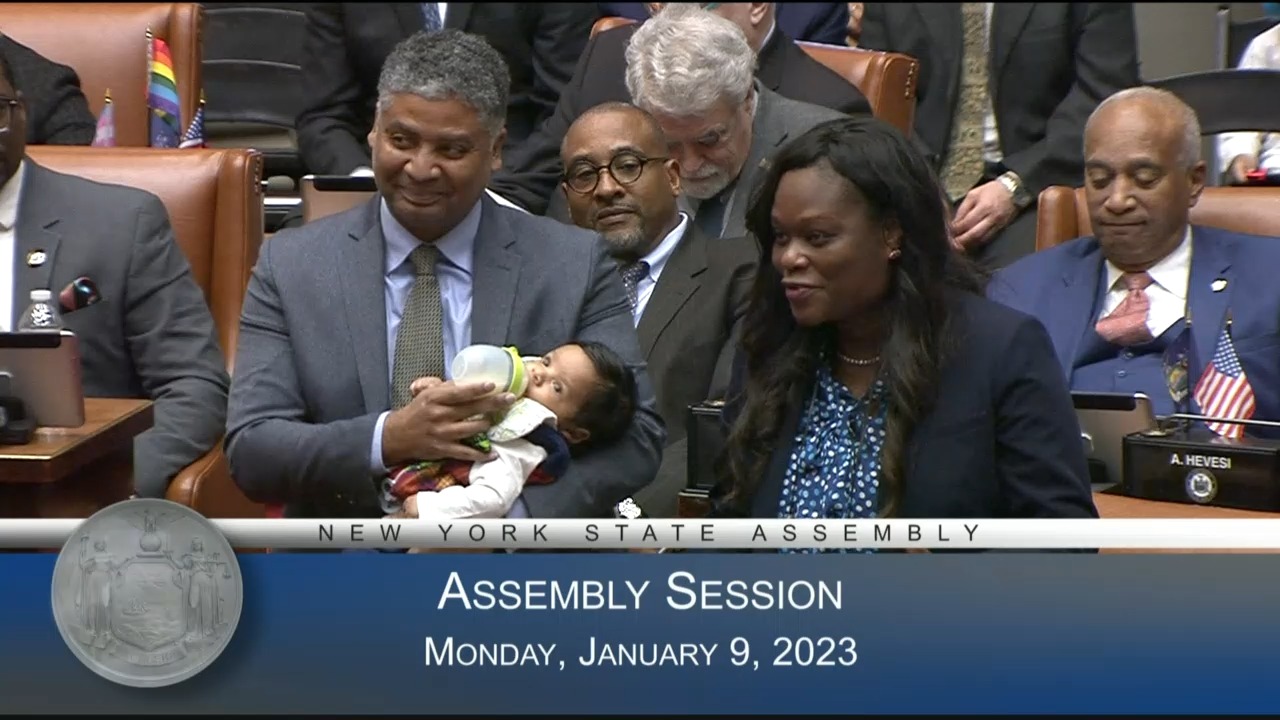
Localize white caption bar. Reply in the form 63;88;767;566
5;518;1280;550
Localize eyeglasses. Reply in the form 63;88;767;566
563;152;668;194
0;98;19;132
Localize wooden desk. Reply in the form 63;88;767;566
1094;488;1280;553
0;398;154;518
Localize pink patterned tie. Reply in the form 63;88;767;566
1096;271;1155;346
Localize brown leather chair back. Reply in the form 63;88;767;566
591;15;636;35
25;146;264;369
0;3;203;147
1036;185;1280;251
795;41;917;136
588;16;919;135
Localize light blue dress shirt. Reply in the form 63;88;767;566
365;199;531;517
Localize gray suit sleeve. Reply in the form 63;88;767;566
224;237;383;505
520;238;667;517
126;199;229;498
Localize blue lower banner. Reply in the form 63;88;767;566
1;553;1277;714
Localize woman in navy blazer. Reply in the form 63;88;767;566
711;117;1097;537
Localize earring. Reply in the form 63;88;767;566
888;248;901;260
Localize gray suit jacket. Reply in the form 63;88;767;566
694;84;847;240
225;196;666;518
638;223;755;443
11;161;229;497
631;223;756;517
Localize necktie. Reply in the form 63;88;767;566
421;3;442;32
619;261;650;311
1096;272;1155;347
391;245;445;409
940;3;992;201
695;192;728;239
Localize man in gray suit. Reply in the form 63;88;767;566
624;4;845;240
0;56;228;498
225;30;665;520
559;102;755;515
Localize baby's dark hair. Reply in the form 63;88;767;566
568;340;638;455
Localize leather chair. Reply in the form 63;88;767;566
795;40;918;138
589;16;919;136
25;145;267;518
1035;185;1280;252
0;3;203;147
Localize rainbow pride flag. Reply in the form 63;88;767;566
147;31;181;147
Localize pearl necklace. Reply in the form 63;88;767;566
836;352;881;367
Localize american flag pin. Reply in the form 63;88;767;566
1211;278;1227;292
26;250;46;267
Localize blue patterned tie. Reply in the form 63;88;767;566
421;3;442;32
619;261;650;311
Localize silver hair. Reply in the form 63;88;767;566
1088;86;1203;167
624;5;757;118
375;29;509;136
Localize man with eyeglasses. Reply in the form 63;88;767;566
489;2;866;219
0;53;229;498
560;101;756;516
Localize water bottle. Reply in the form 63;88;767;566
450;344;529;396
17;289;63;331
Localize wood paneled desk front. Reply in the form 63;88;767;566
0;398;153;518
1094;488;1280;553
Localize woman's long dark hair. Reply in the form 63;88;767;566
721;115;985;517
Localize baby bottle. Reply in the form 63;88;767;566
450;344;530;397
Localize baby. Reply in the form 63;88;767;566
381;340;638;519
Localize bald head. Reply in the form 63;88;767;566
561;102;682;262
1082;86;1207;272
562;102;668;161
1086;87;1202;168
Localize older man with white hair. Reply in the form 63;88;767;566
489;2;863;219
624;5;845;238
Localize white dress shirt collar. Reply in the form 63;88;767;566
0;160;26;231
1104;225;1192;300
630;212;690;323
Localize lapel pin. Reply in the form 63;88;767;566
1211;278;1228;293
26;250;46;267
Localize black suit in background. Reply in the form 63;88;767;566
488;23;872;217
0;35;95;145
711;292;1098;523
859;3;1140;266
296;3;600;176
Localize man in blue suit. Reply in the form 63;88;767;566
989;87;1280;435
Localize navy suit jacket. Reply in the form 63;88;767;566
988;226;1280;434
596;2;849;45
711;291;1097;522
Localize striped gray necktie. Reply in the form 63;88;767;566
391;244;445;409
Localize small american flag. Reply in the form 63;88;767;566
1193;320;1256;439
178;103;204;149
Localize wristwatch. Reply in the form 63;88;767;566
997;171;1033;211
